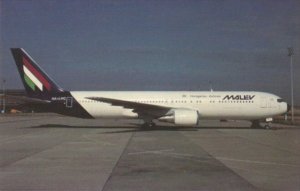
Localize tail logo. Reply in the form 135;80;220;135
22;57;51;91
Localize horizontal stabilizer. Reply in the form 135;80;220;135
1;95;51;104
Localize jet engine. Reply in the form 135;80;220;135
159;109;199;126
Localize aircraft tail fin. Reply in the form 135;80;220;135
11;48;64;99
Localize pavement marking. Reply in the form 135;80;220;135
101;131;135;191
216;156;300;168
128;149;225;167
82;134;116;145
127;148;175;155
229;165;287;178
0;134;34;144
0;140;66;168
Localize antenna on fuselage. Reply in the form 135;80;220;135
209;81;213;92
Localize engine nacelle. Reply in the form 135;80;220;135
159;109;199;126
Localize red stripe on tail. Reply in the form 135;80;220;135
23;57;51;91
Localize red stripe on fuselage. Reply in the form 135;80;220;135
23;57;51;91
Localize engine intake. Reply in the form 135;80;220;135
159;109;199;126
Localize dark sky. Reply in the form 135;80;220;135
1;0;299;104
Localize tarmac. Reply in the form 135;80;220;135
0;113;299;191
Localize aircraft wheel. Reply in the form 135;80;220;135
264;123;271;129
142;122;156;128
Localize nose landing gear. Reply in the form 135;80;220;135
142;122;156;128
264;117;273;129
251;118;273;129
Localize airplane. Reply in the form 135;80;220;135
10;48;290;128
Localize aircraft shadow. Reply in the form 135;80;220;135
28;123;198;133
27;123;275;134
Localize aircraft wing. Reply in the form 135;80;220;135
86;97;172;118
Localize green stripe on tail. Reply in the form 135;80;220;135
24;74;35;91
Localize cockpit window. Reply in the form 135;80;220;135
277;99;284;103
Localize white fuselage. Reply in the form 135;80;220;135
70;91;288;120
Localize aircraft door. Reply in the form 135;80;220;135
269;98;275;108
66;97;73;108
260;97;274;108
